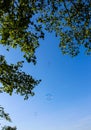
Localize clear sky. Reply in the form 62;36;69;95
0;32;91;130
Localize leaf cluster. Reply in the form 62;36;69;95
0;105;16;130
0;55;41;99
2;126;17;130
37;0;91;56
0;105;11;122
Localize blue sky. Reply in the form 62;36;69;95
0;32;91;130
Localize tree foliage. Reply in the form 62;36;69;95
0;55;41;99
0;106;16;130
0;105;11;122
37;0;91;56
2;126;17;130
0;0;91;97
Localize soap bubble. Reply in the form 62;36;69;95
34;112;38;117
46;93;54;101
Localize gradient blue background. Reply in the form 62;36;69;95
0;33;91;130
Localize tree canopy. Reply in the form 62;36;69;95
0;0;91;98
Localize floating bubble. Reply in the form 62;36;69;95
34;112;38;117
46;93;54;101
